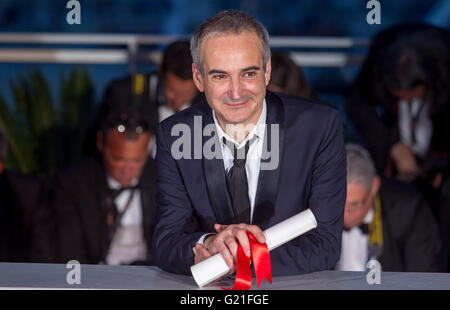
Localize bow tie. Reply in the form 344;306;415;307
108;184;140;199
343;223;369;235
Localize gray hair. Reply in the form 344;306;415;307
346;143;377;189
190;10;271;75
0;124;7;163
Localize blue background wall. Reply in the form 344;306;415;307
0;0;449;107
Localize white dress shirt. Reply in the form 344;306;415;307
336;208;374;271
197;100;267;244
147;103;191;158
398;98;433;158
158;102;191;123
213;99;267;222
105;175;146;265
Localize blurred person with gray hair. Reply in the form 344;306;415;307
337;143;444;272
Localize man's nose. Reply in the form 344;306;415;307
120;163;135;175
228;78;243;100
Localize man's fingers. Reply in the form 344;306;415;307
214;224;228;233
199;246;212;259
234;229;251;257
245;225;266;244
207;223;265;266
214;223;264;242
193;244;213;264
218;244;235;268
223;236;239;257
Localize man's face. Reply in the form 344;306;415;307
344;180;378;229
163;72;198;112
192;31;271;128
98;130;150;187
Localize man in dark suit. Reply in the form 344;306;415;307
53;105;157;265
345;24;450;216
0;170;46;262
337;144;443;272
152;10;347;276
0;125;45;262
439;178;450;271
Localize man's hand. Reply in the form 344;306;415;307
390;142;419;179
192;243;212;265
201;223;266;269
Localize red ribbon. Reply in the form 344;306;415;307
222;232;272;290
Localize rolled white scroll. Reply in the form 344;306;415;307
191;209;318;287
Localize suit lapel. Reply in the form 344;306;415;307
140;158;157;242
200;103;235;224
252;92;285;229
84;157;111;262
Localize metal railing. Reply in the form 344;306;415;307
0;33;369;72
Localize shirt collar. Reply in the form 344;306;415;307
107;174;139;190
213;99;267;148
363;208;374;224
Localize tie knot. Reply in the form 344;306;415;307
223;135;257;166
343;223;369;235
109;183;139;199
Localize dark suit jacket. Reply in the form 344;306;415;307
52;155;157;264
152;91;347;275
438;177;450;272
0;170;44;262
378;178;444;272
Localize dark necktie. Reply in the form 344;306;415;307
343;223;369;235
223;136;257;224
106;183;140;238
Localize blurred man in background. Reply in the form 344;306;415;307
337;144;443;272
346;24;450;214
0;125;46;262
97;40;202;158
53;105;157;265
268;50;315;99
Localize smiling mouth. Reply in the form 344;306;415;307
225;101;247;108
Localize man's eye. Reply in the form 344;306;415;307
213;74;227;80
133;158;146;164
243;71;257;78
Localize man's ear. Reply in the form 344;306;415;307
96;131;104;153
370;176;381;198
192;63;204;92
264;57;272;86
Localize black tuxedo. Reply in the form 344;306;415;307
52;155;157;264
377;178;444;271
0;171;44;262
